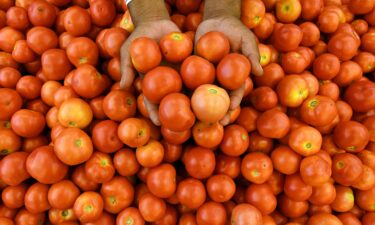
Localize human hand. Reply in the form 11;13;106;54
120;19;180;126
195;15;263;125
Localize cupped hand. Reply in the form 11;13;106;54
120;19;180;126
195;16;263;125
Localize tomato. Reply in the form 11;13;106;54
191;84;230;123
312;53;340;80
15;76;41;100
185;12;201;31
333;121;369;152
308;213;345;225
0;151;30;186
271;146;301;175
2;183;27;209
308;181;336;206
241;152;273;184
0;52;19;69
41;49;72;81
300;154;331;186
218;124;248;156
288;126;322;156
0;218;13;225
280;51;308;74
48;180;80;210
103;27;128;58
72;165;99;192
253;63;284;89
67;37;99;67
139;192;166;222
113;148;140;177
231;203;262;225
344;80;375;112
147;163;176;198
89;121;122;154
89;0;116;27
27;26;58;55
57;98;93;129
279;194;309;218
176;178;206;209
284;173;313;202
276;75;309;107
10;109;46;138
100;176;134;214
24;182;50;213
142;66;182;104
0;27;25;53
196;201;226;225
180;55;215;90
0;127;21;155
63;6;91;36
362;213;375;225
353;52;375;74
332;153;363;187
0;67;21;88
257;108;290;138
130;37;162;73
184;146;215;179
119;10;134;33
241;0;265;29
216;53;251;90
299;22;320;47
160;32;193;63
196;31;230;63
253;15;274;40
245;183;277;215
333;61;363;87
0;89;23;122
73;192;104;223
84;151;115;183
275;0;301;23
28;0;56;27
328;32;359;61
103;90;136;122
272;24;303;52
192;121;223;149
175;0;201;15
161;126;191;145
14;209;45;225
136;139;164;168
116;207;145;225
48;208;77;224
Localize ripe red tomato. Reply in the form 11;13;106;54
217;53;251;90
26;145;68;184
271;146;301;175
138;192;166;222
63;6;91;36
129;37;162;73
1;183;27;209
142;66;182;104
103;27;128;58
220;124;249;157
241;152;273;184
191;84;230;123
241;0;266;29
288;126;322;156
0;152;30;186
0;67;21;88
85;151;115;183
73;192;104;223
28;0;56;27
41;48;72;81
160;32;193;63
245;183;277;215
11;109;46;138
100;176;134;214
184;146;215;179
196;201;227;225
300;154;332;186
333;121;370;152
24;182;50;213
231;203;262;225
0;88;23;121
116;207;145;225
103;90;136;121
89;0;116;27
276;75;309;107
257;108;290;138
272;24;303;52
180;55;215;90
57;98;93;128
275;0;301;23
177;178;206;209
196;31;230;63
0;128;21;155
15;209;45;225
344;80;375;112
67;37;99;67
48;180;80;210
26;26;58;55
146;163;176;198
0;27;25;54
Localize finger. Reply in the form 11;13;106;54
143;95;161;126
242;33;263;76
219;113;231;126
120;42;136;89
229;84;245;110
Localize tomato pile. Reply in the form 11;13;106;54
0;0;375;224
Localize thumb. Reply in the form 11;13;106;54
120;42;136;89
229;83;246;110
242;33;263;77
143;95;161;126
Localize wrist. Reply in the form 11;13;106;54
128;0;170;26
203;0;240;20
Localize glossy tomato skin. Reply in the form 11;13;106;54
196;201;227;225
85;152;115;183
15;208;46;225
300;154;332;186
196;31;230;63
0;128;21;155
276;75;309;107
257;108;290;138
138;192;167;222
57;98;93;128
184;146;215;179
344;80;375;112
0;152;30;186
10;109;46;138
217;53;251;90
193;121;223;149
72;165;100;192
73;192;104;223
159;93;195;132
271;146;301;175
100;176;134;214
1;183;27;209
48;180;80;210
272;24;303;52
180;55;215;90
89;0;116;27
147;163;176;199
103;90;136;122
231;203;263;225
160;32;193;63
117;118;150;148
0;88;23;121
116;207;145;225
63;6;91;36
27;26;58;55
67;37;99;67
219;124;249;157
136;140;164;168
332;153;363;186
24;182;50;213
177;178;206;209
333;121;369;152
42;49;72;81
241;152;273;184
130;37;162;73
0;67;21;88
113;148;140;177
245;183;277;215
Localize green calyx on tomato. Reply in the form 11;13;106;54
79;57;88;64
68;121;77;127
74;139;82;147
109;196;117;205
84;204;94;213
125;217;134;225
346;146;357;151
307;99;319;109
208;88;218;94
336;161;345;169
0;149;9;155
251;169;260;177
171;33;183;41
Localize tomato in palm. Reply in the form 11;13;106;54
160;32;193;63
67;37;99;67
24;182;50;213
196;31;230;63
26;145;68;184
191;84;230;123
0;152;30;186
103;90;136;122
116;207;145;225
26;26;58;55
136;139;164;168
48;180;80;210
159;93;195;132
196;201;227;225
241;152;273;184
180;55;215;90
85;152;115;183
11;109;45;138
146;163;176;198
217;53;251;90
192;121;223;149
241;0;266;29
100;176;134;214
138;192;166;222
245;183;277;215
57;98;93;128
63;6;91;36
184;146;215;179
176;178;206;209
129;37;162;73
73;192;104;223
54;127;93;165
28;0;56;27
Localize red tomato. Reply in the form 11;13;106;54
89;0;116;27
67;37;99;67
26;26;58;55
275;0;301;23
73;192;104;223
196;31;230;63
184;146;215;179
11;109;46;138
63;6;91;36
129;37;162;73
160;32;193;63
28;0;56;27
180;55;215;90
231;203;262;225
103;90;136;122
241;0;266;29
217;53;251;90
85;151;115;183
100;176;134;214
193;121;223;149
0;88;23;121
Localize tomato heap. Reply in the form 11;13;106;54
1;0;375;225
